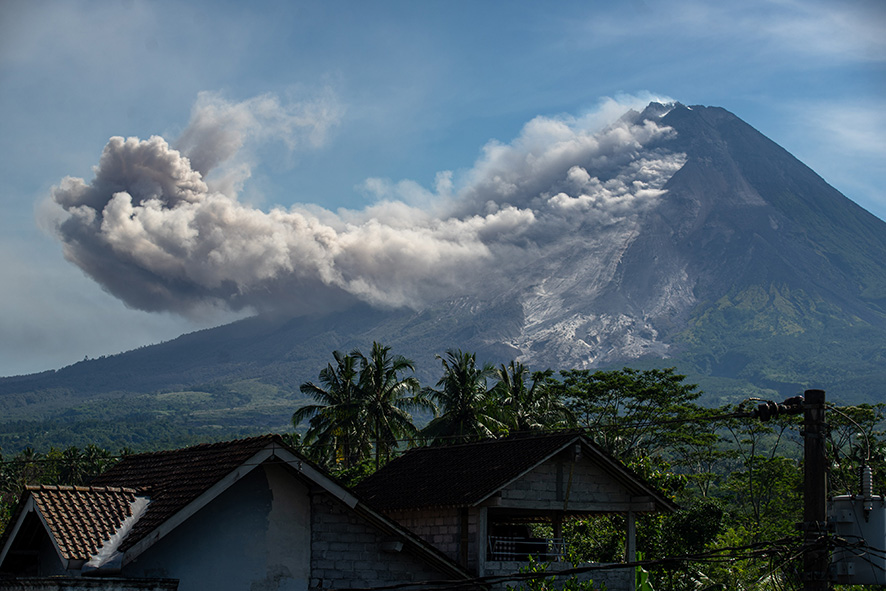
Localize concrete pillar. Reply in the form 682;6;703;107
626;511;636;562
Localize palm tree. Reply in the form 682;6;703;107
421;349;506;445
60;446;87;485
354;342;428;468
293;350;368;468
494;361;573;432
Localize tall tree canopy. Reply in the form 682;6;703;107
421;349;504;445
293;342;429;469
292;350;366;468
553;367;704;461
494;361;573;433
354;342;429;468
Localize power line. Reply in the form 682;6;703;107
337;536;812;591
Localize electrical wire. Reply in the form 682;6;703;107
335;536;811;591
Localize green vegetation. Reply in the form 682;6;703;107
0;378;309;454
506;556;606;590
420;349;505;444
675;282;886;406
294;342;431;469
290;346;886;590
3;342;885;590
1;444;117;531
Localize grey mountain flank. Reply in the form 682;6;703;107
3;102;885;448
436;103;886;385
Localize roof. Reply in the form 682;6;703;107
354;430;677;512
2;434;474;584
24;485;140;561
89;434;281;552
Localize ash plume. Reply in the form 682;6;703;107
46;94;686;317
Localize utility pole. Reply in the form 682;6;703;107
803;389;828;591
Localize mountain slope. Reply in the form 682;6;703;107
3;103;885;451
647;105;886;401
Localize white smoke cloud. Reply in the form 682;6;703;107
176;90;343;175
45;93;687;317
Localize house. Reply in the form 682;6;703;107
0;435;475;591
1;432;676;591
354;431;678;590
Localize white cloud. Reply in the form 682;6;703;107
760;0;886;63
781;98;886;217
42;93;687;317
571;0;885;65
176;90;345;182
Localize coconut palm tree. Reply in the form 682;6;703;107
494;361;573;432
354;342;429;468
293;350;368;468
421;349;506;445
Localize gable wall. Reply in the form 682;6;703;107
497;455;633;508
310;497;462;589
124;463;311;591
0;512;69;578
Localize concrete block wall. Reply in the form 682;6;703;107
385;507;483;574
310;495;451;590
484;561;633;591
384;508;461;561
500;459;632;506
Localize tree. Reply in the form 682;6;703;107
0;444;117;533
421;349;505;445
494;362;573;432
355;342;429;468
555;367;702;461
826;403;886;496
293;350;368;468
720;410;802;542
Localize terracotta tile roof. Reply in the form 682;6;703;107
90;434;280;551
355;431;587;510
26;485;139;561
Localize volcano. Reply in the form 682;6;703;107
3;103;885;450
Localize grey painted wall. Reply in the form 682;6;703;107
123;464;311;591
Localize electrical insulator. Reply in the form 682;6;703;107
750;396;804;421
862;465;874;513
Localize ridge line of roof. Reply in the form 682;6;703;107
25;484;139;494
115;433;281;460
393;429;584;454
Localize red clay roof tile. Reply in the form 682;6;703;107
26;485;139;561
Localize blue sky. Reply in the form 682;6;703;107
0;0;883;376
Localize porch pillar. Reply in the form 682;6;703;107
625;510;636;562
459;507;469;567
553;513;563;562
477;507;487;577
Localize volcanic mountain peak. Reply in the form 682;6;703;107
4;103;886;439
